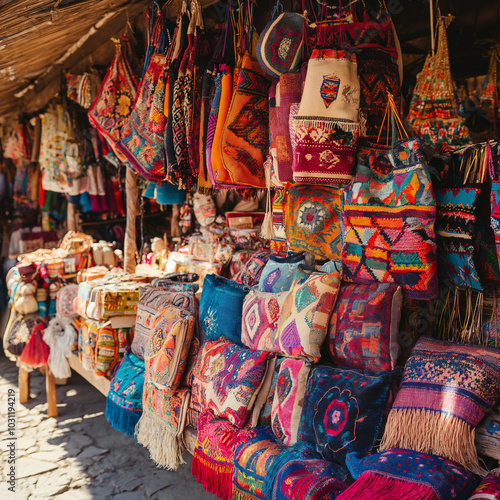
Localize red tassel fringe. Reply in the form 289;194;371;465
191;448;234;500
337;472;438;500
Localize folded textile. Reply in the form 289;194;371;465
192;411;259;500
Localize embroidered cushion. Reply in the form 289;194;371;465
284;183;343;261
199;274;251;346
271;358;311;445
256;12;304;78
328;282;402;371
233;426;287;500
241;289;288;352
144;306;195;393
299;365;393;465
196;339;270;428
258;252;306;293
276;271;341;362
234;249;271;286
131;286;196;360
339;449;477;500
264;441;353;500
380;336;500;476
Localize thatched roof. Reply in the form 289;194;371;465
0;0;499;122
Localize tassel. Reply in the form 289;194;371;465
191;447;234;500
294;116;360;132
135;411;186;470
260;158;274;241
380;408;488;476
19;324;50;368
337;471;438;500
232;485;261;500
104;397;142;438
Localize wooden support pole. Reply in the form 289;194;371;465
19;368;30;404
67;202;76;232
124;167;138;274
46;367;58;418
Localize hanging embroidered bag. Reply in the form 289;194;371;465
491;152;500;266
88;38;137;163
220;52;271;188
407;19;471;149
117;53;168;181
256;10;304;79
342;98;438;300
292;49;360;185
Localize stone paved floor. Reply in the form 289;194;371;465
0;353;217;500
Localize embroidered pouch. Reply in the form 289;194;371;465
199;274;251;346
256;12;304;78
132;286;196;360
105;350;145;437
276;271;341;362
144;305;195;393
329;282;402;371
380;336;500;476
271;357;311;445
342;138;439;300
220;53;271;188
299;365;393;465
293;49;360;185
258;252;306;292
284;183;343;261
233;249;271;286
93;323;133;377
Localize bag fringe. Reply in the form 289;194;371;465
135;411;185;470
191;447;234;500
380;408;488;476
294;116;360;132
105;397;142;438
232;485;261;500
337;471;438;500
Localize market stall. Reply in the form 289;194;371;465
2;0;500;499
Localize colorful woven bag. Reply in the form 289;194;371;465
117;53;168;181
342;106;438;300
491;152;500;265
256;10;304;78
292;49;360;185
407;18;471;149
220;52;271;188
88;37;137;163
